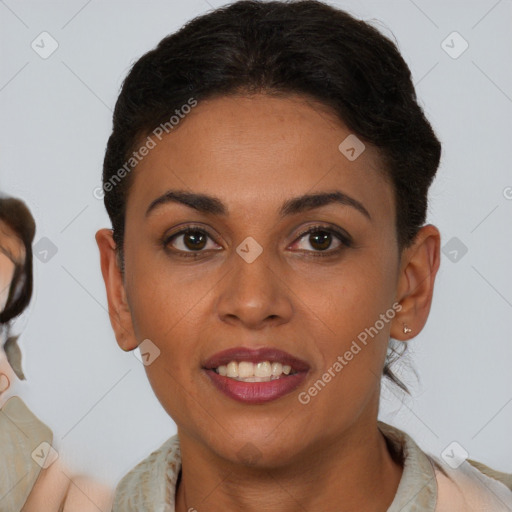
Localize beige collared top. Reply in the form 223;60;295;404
0;395;53;511
112;421;512;512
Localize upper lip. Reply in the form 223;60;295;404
203;347;310;372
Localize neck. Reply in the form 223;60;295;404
175;418;403;512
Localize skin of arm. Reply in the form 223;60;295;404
22;459;114;512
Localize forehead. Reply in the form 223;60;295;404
127;94;394;222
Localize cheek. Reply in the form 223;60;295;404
312;255;396;337
124;248;216;372
125;244;185;335
127;267;204;421
0;260;15;312
308;257;397;393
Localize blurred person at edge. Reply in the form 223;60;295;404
0;195;113;511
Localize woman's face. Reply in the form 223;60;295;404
0;220;24;313
0;219;25;402
98;94;439;466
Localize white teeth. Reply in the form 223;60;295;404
238;361;254;378
241;376;272;382
255;361;271;378
214;360;296;380
226;361;238;378
271;362;283;376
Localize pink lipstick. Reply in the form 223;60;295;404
202;347;309;404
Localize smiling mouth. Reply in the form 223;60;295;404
213;360;295;382
202;347;309;404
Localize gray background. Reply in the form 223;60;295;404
1;0;511;487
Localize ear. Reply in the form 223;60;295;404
95;229;138;351
391;224;441;341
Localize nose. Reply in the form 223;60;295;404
215;248;293;330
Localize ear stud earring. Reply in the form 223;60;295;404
402;323;412;334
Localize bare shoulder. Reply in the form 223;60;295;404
63;474;114;512
21;458;113;512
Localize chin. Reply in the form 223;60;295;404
207;421;307;469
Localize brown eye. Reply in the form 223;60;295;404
307;230;333;251
182;230;207;250
291;226;351;255
164;228;220;254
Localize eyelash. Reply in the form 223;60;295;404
162;224;352;258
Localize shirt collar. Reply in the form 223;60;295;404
113;421;438;511
378;421;437;511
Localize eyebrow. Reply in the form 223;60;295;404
146;189;371;221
